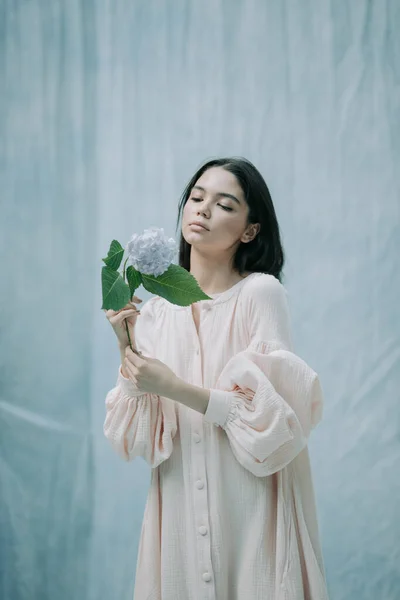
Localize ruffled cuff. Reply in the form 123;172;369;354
117;365;146;398
203;389;235;427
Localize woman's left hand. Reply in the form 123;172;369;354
124;347;179;397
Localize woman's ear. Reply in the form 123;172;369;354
241;223;260;243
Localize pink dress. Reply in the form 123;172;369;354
104;272;329;600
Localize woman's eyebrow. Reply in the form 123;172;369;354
192;186;241;205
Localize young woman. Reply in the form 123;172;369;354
103;157;330;600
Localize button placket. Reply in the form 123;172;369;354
189;308;216;597
192;421;215;594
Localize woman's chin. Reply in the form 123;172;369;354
184;231;209;245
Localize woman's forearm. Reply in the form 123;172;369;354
118;346;211;415
119;346;128;377
168;377;211;415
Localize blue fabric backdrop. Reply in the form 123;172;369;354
1;1;399;599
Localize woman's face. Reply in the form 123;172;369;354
182;167;258;255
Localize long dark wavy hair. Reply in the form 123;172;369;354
175;157;286;283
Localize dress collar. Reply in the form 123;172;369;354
167;271;262;310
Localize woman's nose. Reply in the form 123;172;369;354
197;206;209;217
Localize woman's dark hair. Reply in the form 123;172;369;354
175;157;285;283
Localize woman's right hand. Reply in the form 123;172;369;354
103;295;143;349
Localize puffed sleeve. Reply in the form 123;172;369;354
203;275;324;477
103;297;178;468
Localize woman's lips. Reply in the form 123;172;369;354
189;223;209;231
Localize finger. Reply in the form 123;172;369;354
110;309;138;323
106;308;130;319
118;309;139;318
125;347;138;364
125;360;138;379
127;349;145;367
126;346;143;356
123;303;141;312
125;363;137;384
131;295;143;303
108;304;139;318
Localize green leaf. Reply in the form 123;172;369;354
102;240;124;271
126;266;142;298
141;264;211;306
101;266;131;310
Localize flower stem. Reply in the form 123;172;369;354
122;257;129;281
123;258;138;354
125;321;134;352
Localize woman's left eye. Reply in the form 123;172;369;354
190;197;232;211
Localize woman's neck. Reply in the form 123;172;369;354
189;251;248;296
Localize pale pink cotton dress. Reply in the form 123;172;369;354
104;272;329;600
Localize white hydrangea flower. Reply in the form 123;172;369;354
126;227;177;277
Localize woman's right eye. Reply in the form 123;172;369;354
190;197;202;202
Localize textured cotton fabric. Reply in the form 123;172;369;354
104;272;329;600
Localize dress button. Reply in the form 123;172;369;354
196;480;204;490
193;433;201;443
202;572;211;582
198;526;207;535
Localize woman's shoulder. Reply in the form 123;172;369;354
240;272;293;347
241;272;288;304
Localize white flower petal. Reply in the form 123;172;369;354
126;227;177;276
